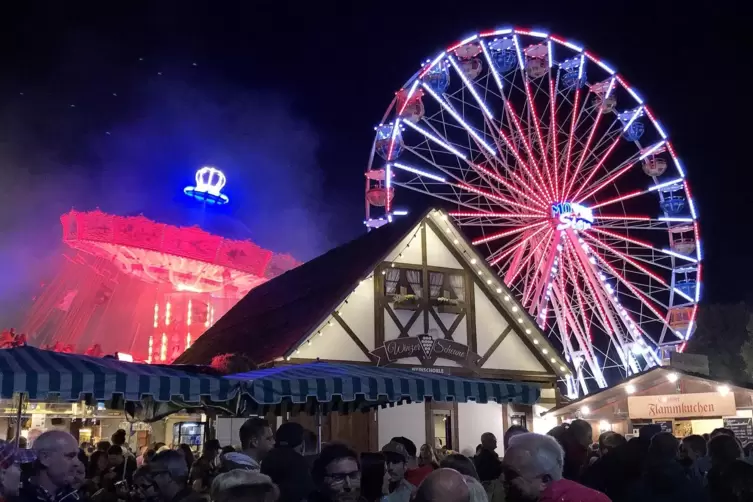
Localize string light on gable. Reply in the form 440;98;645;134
432;210;572;378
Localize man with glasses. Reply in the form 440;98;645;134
147;450;203;502
310;444;361;502
502;433;609;502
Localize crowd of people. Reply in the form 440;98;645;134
0;417;752;502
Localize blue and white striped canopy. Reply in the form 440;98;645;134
230;362;540;408
0;345;241;403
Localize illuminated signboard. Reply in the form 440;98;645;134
552;202;594;231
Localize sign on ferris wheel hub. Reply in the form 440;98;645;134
364;27;702;396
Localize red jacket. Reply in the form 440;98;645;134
541;479;611;502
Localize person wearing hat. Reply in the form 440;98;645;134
381;441;416;502
261;423;315;502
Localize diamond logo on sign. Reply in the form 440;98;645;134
418;334;435;358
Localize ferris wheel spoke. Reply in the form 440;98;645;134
585;243;678;338
551;282;608;388
584;233;674;289
589;226;698;267
492;225;551;269
420;83;498;163
563;79;616;198
472;221;549;245
575;139;666;204
511;37;553;181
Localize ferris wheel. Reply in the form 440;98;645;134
364;28;702;396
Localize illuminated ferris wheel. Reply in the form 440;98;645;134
364;28;702;396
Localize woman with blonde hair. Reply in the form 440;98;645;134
418;444;440;469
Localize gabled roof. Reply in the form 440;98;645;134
176;208;571;380
175;210;430;366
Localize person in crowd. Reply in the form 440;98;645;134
302;430;319;468
189;438;220;491
463;476;487;502
17;438;28;450
0;441;37;501
148;449;203;502
474;433;501;483
96;442;111;453
87;450;109;490
556;420;592;481
309;443;361;502
220;446;235;456
719;459;753;502
504;426;528;451
70;451;88;498
710;427;735;440
359;453;385;502
230;417;275;471
413;468;470;502
582;424;660;502
261;422;315;502
707;434;744;499
133;465;160;502
388;437;429;487
17;431;81;502
211;470;279;502
503;432;609;502
625;432;706;502
176;444;195;473
678;434;709;481
439;454;478;480
111;431;132;456
107;445;136;484
381;441;415;502
597;432;625;458
418;445;439;470
441;453;502;502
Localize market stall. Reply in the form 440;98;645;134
545;359;753;443
0;345;243;446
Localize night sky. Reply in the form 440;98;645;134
0;1;748;325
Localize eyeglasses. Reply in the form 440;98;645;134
325;471;360;483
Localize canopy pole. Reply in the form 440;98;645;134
14;392;25;447
316;404;322;453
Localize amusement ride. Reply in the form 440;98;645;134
24;167;298;363
364;28;702;396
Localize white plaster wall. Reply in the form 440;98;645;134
378;403;426;450
294;319;371;362
482;331;546;372
339;277;376;351
457;402;503;457
473;284;510;356
386;230;423;265
424;225;462;268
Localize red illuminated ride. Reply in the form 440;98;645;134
24;209;297;363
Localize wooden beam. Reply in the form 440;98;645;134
333;311;376;362
384;303;422;338
374;264;385;348
479;325;514;367
421;223;430;333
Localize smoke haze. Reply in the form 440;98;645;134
0;44;341;328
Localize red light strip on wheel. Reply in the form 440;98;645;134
449;211;543;218
489;226;550;266
472;221;548;245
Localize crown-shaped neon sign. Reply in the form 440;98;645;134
184;166;229;205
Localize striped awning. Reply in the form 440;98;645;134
229;362;540;411
0;345;241;403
